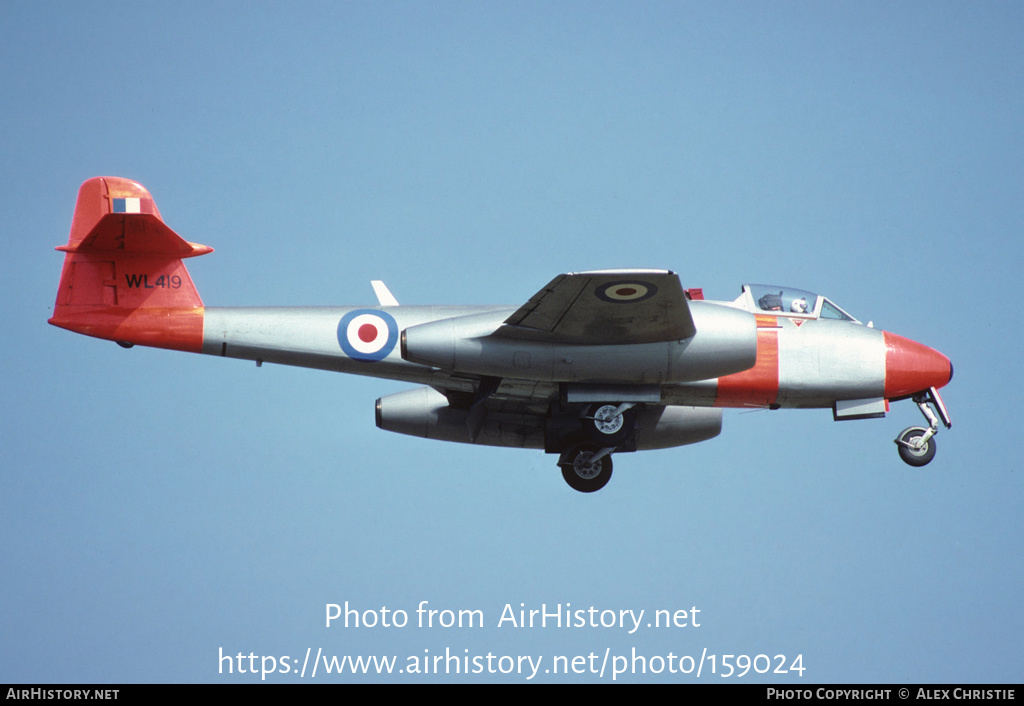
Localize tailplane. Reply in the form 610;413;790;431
49;177;213;352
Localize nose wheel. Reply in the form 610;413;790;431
895;427;937;466
894;387;950;467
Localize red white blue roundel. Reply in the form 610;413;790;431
337;309;398;361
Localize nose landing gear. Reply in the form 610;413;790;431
894;387;951;467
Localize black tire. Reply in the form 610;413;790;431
559;445;613;493
581;404;635;445
896;427;936;467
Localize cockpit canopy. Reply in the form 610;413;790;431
739;284;860;323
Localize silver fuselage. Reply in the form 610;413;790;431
201;301;885;410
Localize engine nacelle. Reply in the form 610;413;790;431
376;386;722;453
375;387;545;449
633;405;723;450
401;301;756;384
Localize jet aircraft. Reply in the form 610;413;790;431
49;177;953;492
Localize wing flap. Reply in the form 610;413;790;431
503;274;589;332
498;270;696;345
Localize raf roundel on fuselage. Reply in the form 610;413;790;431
338;309;399;361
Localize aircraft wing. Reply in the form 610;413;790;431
497;270;696;345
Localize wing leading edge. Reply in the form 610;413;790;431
497;270;696;345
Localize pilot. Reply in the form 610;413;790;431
791;298;808;313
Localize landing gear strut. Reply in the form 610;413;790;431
553;401;639;492
894;387;951;467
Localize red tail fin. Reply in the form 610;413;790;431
49;177;213;352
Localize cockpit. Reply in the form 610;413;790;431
737;284;861;323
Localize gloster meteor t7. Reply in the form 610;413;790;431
49;177;953;492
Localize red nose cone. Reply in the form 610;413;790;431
884;332;953;399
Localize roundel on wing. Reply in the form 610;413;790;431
595;280;658;303
337;309;399;361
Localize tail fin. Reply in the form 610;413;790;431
49;177;213;352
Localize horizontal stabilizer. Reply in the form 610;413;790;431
57;177;212;258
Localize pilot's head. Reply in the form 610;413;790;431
791;298;807;313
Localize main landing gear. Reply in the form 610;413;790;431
559;444;614;493
894;387;951;467
581;403;636;445
557;403;638;492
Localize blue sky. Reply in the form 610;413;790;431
2;1;1021;683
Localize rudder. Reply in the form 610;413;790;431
49;177;213;352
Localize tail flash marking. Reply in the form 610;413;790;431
112;198;141;213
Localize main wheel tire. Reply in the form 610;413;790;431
582;404;635;445
560;446;613;493
896;427;936;467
